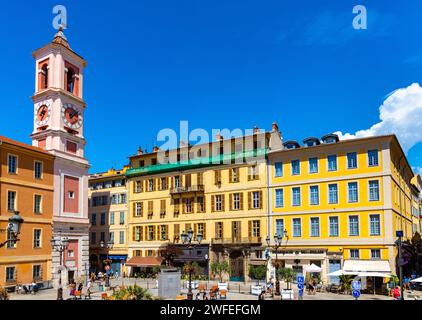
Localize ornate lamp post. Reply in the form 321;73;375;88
100;239;114;288
181;228;203;300
50;236;69;300
0;211;24;248
266;229;287;296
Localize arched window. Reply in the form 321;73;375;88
66;67;75;93
40;64;48;89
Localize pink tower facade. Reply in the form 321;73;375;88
31;28;90;285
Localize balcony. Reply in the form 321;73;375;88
170;185;205;195
211;237;262;245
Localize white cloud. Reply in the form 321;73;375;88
335;83;422;153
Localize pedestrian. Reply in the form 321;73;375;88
69;281;76;298
392;286;401;300
195;292;201;300
258;290;265;300
78;282;83;292
202;292;209;300
86;280;92;300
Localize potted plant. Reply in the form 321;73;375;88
211;261;230;290
0;286;9;301
249;265;267;295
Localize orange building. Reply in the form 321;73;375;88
0;136;54;289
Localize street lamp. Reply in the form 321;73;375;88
51;236;69;300
100;239;114;288
0;211;24;248
266;229;287;296
181;228;203;300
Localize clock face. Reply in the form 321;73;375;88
35;102;51;126
61;103;82;129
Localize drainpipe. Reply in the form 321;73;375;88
266;156;272;282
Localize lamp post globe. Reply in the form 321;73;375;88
8;211;24;236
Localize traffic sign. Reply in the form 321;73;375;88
351;280;361;290
297;283;304;290
396;230;403;237
352;290;361;299
297;276;304;284
298;289;304;296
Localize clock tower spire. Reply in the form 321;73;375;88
31;27;90;287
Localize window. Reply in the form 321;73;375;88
66;141;77;154
216;195;223;211
291;160;300;175
371;249;381;260
310;217;320;237
148;179;154;192
7;191;16;212
369;180;380;201
233;193;241;210
161;177;168;190
91;214;97;226
329;217;339;237
350;249;360;259
293;218;301;237
370;214;381;236
327;155;337;171
185;198;193;213
34;195;42;214
34;161;43;179
8;155;17;174
248;165;259;180
134;250;141;257
148;226;154;241
276;219;284;238
347;152;358;169
215;222;223;239
100;232;105;242
275;189;284;208
135;181;143;193
91;232;96;245
328;184;338;204
135;202;143;217
292;187;301;206
109;232;114;243
197;197;205;212
230;168;240;183
100;213;106;225
252;191;260;209
349;216;359;236
368;150;379;167
348;182;358;203
6;267;15;283
309;158;318;174
120;212;125;225
110;212;115;225
310;186;319;205
6;230;16;249
251;220;260;237
275;162;283;177
119;231;125;244
33;229;42;248
33;265;41;280
175;176;181;188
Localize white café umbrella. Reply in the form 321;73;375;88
411;277;422;283
327;270;358;276
305;263;323;273
357;272;392;278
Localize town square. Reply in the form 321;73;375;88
1;1;422;308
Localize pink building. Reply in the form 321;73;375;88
31;28;90;285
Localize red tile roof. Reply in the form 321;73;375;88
126;256;164;267
0;135;52;156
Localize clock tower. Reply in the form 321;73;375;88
31;27;90;285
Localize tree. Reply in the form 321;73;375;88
249;265;267;285
183;261;203;280
0;287;9;300
277;268;296;289
210;261;230;283
338;275;354;294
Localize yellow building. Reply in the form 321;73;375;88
88;168;129;276
268;134;419;288
125;126;283;281
410;175;422;235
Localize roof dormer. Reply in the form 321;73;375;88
303;137;321;147
321;134;339;144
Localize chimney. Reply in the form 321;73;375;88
253;126;260;134
153;146;160;153
272;122;279;132
137;147;143;155
216;133;223;141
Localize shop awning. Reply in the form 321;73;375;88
357;272;392;278
126;257;163;267
343;260;391;273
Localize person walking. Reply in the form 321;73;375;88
393;286;401;300
86;280;92;300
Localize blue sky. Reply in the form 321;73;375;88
0;0;421;173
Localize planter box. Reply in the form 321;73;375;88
218;282;228;291
251;285;264;296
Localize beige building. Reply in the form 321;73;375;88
88;168;129;276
